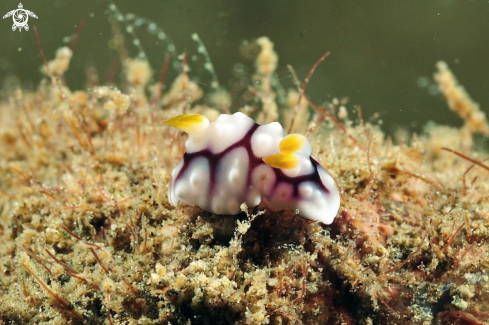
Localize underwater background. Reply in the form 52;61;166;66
0;0;488;135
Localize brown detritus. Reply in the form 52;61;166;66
376;291;398;315
359;134;378;202
21;262;83;322
443;222;466;252
356;105;370;137
107;258;137;295
470;175;479;187
21;245;58;281
32;26;50;78
461;157;489;195
0;188;15;200
69;17;86;51
291;257;310;305
442;147;489;172
21;245;53;267
305;94;364;151
436;310;487;325
59;224;82;241
390;166;446;193
460;242;477;262
34;26;95;155
151;53;171;106
105;291;114;325
126;218;138;250
181;53;190;114
63;221;138;296
45;249;79;276
465;213;472;238
382;224;429;276
287;51;330;134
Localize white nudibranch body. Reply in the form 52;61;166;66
164;112;340;224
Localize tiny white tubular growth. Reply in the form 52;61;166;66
164;112;340;224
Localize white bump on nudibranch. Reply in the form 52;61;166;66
298;182;314;198
251;122;284;158
169;159;184;206
206;112;255;153
297;182;324;219
315;167;341;224
251;164;276;197
173;157;210;210
212;147;250;215
265;182;294;212
246;189;262;207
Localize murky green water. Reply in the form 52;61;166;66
1;1;488;135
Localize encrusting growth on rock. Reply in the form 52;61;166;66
41;46;73;78
254;36;279;124
434;61;489;136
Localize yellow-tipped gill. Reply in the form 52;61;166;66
262;134;307;169
163;114;210;134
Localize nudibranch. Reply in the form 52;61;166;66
164;112;340;224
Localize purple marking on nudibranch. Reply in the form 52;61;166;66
168;112;341;224
174;123;260;196
273;159;330;199
174;122;328;201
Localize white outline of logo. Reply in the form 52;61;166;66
3;3;38;32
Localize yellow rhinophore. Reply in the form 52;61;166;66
163;114;209;134
263;134;306;169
